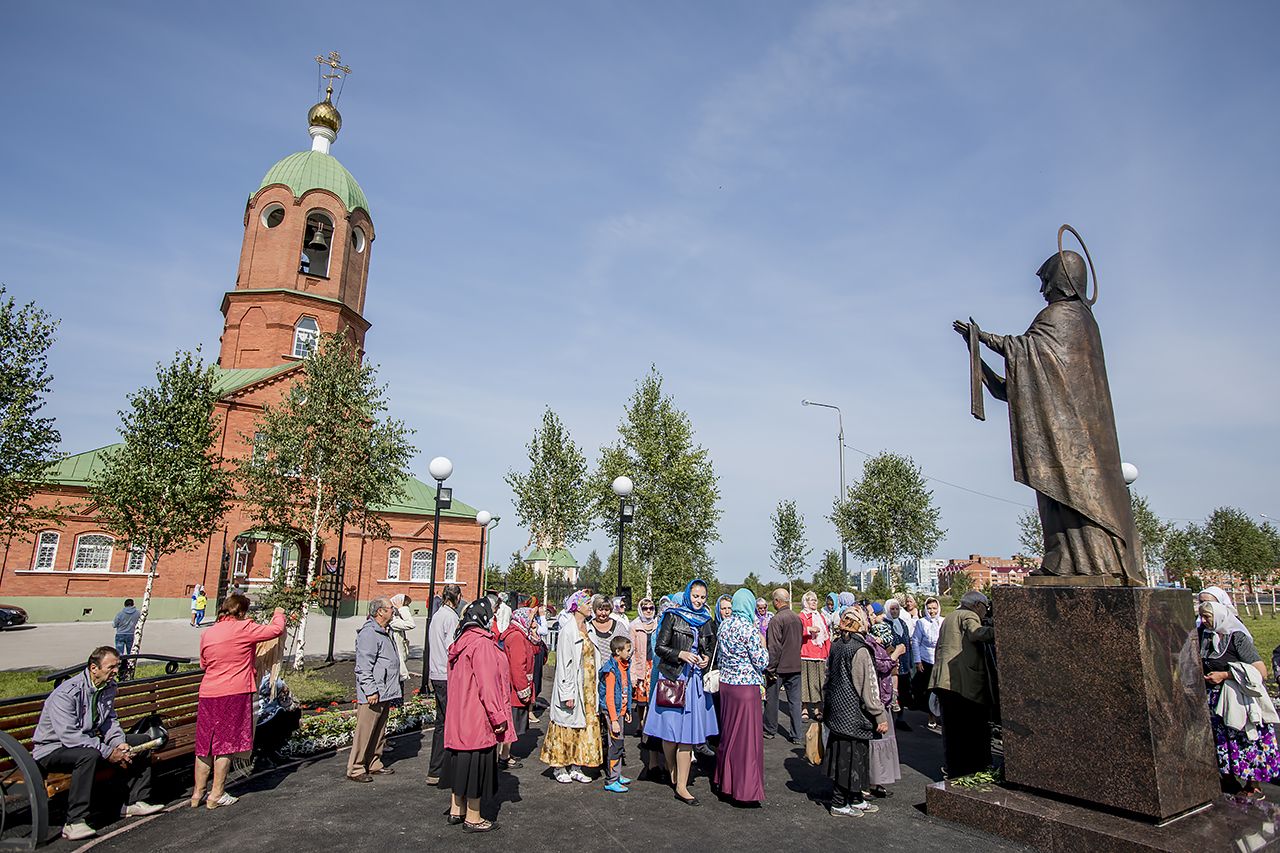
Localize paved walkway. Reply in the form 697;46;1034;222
47;708;1031;853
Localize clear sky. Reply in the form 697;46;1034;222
4;1;1278;583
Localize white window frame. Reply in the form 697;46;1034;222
444;550;459;582
33;531;59;570
292;316;319;358
235;541;252;577
387;547;401;580
410;549;432;581
72;534;115;572
127;542;147;573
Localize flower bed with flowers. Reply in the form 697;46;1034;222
279;691;437;758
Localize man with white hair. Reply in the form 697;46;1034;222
348;597;401;782
928;591;995;778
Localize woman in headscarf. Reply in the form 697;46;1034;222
862;603;904;798
539;590;602;784
819;606;886;817
629;597;658;716
640;595;679;779
1198;587;1252;637
645;579;719;806
387;593;416;688
1198;600;1280;798
910;597;944;730
442;598;514;833
799;590;831;721
713;588;770;804
821;593;840;632
755;597;773;641
497;607;537;770
527;596;548;721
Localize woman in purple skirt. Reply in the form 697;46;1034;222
644;579;718;806
713;588;769;804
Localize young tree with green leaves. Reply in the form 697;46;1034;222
770;499;812;599
594;367;721;599
866;570;893;603
1163;524;1203;589
505;406;593;604
578;549;604;591
0;287;63;543
832;452;944;590
811;549;847;599
239;333;415;670
1016;509;1043;565
91;350;233;658
742;571;764;598
1201;507;1275;617
500;550;539;598
945;568;975;603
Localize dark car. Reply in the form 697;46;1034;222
0;604;28;629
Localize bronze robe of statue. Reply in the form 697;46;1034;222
967;257;1142;585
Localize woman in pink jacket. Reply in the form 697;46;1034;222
443;598;514;833
192;593;286;809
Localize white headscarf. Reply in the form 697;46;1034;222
1200;601;1250;658
1199;586;1237;612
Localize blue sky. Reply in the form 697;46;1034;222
4;1;1278;582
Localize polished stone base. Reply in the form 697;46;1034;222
993;585;1219;820
927;781;1280;853
1021;574;1122;586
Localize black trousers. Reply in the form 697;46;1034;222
37;734;153;823
429;679;449;778
764;672;804;739
938;690;992;778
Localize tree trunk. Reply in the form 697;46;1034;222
131;554;160;665
644;561;653;601
293;482;325;671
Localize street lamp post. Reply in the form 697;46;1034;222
476;510;492;592
802;399;847;576
325;500;351;663
419;456;453;693
611;476;634;598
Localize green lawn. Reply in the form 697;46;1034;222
1241;614;1280;660
0;664;200;700
281;670;347;706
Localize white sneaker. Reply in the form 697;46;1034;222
554;769;572;784
569;769;592;784
62;822;97;840
829;805;864;818
125;801;165;817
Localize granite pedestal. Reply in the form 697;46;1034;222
926;586;1229;850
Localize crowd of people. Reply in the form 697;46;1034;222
38;578;1280;840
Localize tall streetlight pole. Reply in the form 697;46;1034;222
802;400;847;576
419;456;453;693
475;510;492;592
611;476;635;600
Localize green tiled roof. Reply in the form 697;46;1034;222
42;447;474;523
525;547;578;568
44;444;120;488
210;364;297;398
370;475;479;520
259;150;370;215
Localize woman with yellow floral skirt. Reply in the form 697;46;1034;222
540;589;602;783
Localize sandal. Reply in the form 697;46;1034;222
206;793;238;810
462;819;497;833
189;794;205;808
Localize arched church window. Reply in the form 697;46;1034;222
299;212;334;276
73;534;114;572
292;316;319;358
351;226;366;254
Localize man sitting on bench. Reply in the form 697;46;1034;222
31;646;164;840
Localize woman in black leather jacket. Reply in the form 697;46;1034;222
642;579;719;806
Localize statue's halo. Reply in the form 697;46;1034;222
1058;224;1098;306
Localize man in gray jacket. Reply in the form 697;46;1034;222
347;598;402;782
112;600;140;657
32;646;163;840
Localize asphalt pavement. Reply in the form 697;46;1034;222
45;706;1031;853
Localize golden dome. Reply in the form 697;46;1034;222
308;94;342;134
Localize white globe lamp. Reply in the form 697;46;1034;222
1121;462;1139;486
611;475;634;497
476;510;492;526
428;456;453;482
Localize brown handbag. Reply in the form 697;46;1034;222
654;673;687;708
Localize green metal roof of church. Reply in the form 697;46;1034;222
210;363;297;397
525;547;578;567
259;150;370;216
42;445;475;519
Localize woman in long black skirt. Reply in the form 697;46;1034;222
819;606;888;817
442;599;514;833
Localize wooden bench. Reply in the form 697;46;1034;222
0;670;203;848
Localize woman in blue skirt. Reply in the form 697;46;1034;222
644;579;719;806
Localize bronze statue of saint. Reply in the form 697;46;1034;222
954;228;1142;585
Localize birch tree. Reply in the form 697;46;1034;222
770;499;811;599
0;287;63;542
91;350;232;660
239;333;414;670
505;407;592;603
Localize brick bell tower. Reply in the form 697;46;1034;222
219;55;373;369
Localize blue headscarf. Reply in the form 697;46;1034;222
714;593;732;624
838;592;856;608
669;579;713;629
730;588;757;624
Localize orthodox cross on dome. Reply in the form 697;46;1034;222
314;51;352;103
